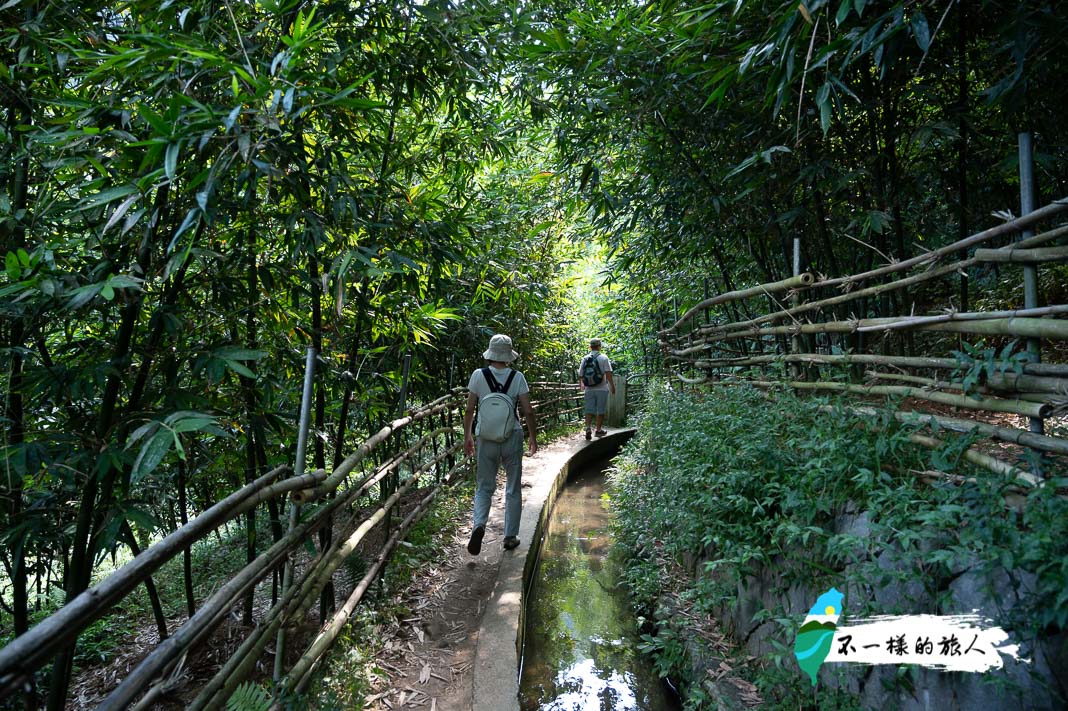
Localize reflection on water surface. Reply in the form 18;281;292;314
519;464;680;711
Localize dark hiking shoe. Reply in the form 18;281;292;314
585;429;592;440
503;536;520;550
467;525;485;555
595;429;607;437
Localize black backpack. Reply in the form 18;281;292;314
580;353;604;387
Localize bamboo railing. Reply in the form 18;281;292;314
658;198;1068;492
0;381;584;708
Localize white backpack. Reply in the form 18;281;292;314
477;368;518;443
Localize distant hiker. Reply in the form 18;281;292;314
578;338;615;439
463;334;538;555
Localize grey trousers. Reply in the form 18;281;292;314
473;428;523;538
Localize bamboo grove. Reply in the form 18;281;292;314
0;0;583;707
514;0;1068;365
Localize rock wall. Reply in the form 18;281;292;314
720;509;1067;709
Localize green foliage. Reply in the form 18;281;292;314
950;340;1029;397
227;682;273;711
608;381;1068;706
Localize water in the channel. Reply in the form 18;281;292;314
519;461;681;711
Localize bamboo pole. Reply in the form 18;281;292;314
284;488;440;695
294;424;457;505
1010;222;1068;250
0;463;296;696
189;451;467;711
810;198;1068;291
974;246;1068;263
864;371;1054;404
725;381;1068;456
903;433;1039;486
986;372;1068;395
99;481;345;711
660;273;814;335
691;259;971;340
678;220;1068;342
691;352;1068;378
679;315;1068;353
855;305;1068;333
911;469;1029;510
318;398;461;495
842;404;1068;456
746;379;1049;418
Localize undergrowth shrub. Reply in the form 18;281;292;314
608;381;1068;709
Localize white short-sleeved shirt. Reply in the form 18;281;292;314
467;366;529;435
577;352;612;391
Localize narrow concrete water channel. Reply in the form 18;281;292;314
518;457;682;711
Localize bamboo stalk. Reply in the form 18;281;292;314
911;469;1030;510
320;399;461;495
192;454;469;711
746;379;1049;418
855;305;1068;333
99;483;344;711
987;372;1068;395
665;215;1068;345
974;246;1068;263
687;259;971;340
728;381;1068;457
841;404;1068;456
661;273;814;335
1004;222;1068;250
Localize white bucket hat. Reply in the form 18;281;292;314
483;334;519;362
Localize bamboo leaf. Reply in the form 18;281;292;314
132;429;173;483
165;142;179;181
77;185;139;212
102;194;140;233
911;12;931;53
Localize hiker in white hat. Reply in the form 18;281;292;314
462;334;538;555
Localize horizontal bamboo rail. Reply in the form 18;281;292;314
838;404;1068;456
690;353;1068;378
661;273;814;335
810;198;1068;291
863;371;1058;405
675;314;1068;353
903;433;1039;486
745;379;1050;418
973;246;1068;263
658;205;1068;347
0;463;302;696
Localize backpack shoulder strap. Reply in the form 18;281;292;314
501;369;517;395
482;367;501;393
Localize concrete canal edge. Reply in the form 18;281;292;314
472;427;636;711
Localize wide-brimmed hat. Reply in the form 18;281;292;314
483;334;518;362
